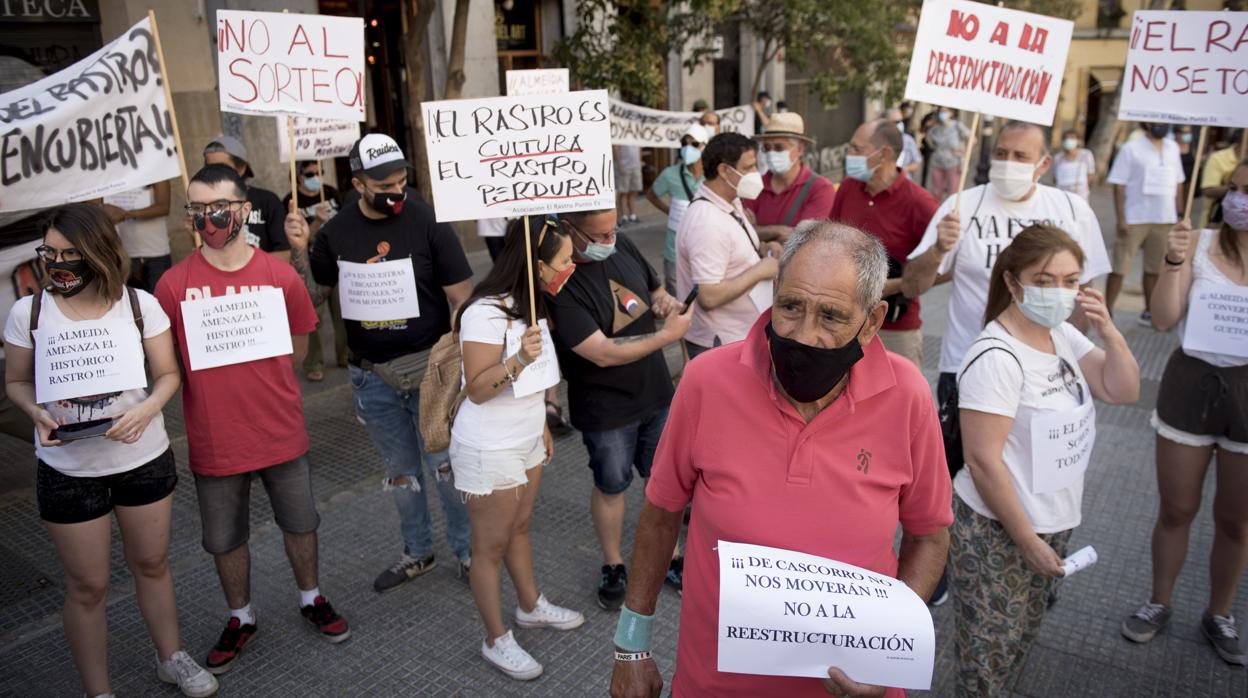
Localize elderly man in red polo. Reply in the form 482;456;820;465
744;113;837;244
609;221;951;698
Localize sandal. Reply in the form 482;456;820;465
306;370;325;382
545;400;573;437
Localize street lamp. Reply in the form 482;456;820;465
974;116;995;186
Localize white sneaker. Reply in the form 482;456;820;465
157;650;220;697
516;594;586;630
481;630;543;680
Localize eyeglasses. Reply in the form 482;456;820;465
566;220;617;245
35;245;82;264
761;142;791;153
185;200;246;216
1058;358;1085;406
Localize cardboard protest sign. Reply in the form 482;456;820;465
904;0;1074;125
1029;400;1096;494
216;10;365;122
421;89;615;222
717;540;935;690
0;17;181;213
181;288;294;371
337;258;422;322
506;69;569;97
276;115;360;162
506;319;560;397
609;99;754;148
33;320;147;404
1118;11;1248;127
1182;283;1248;358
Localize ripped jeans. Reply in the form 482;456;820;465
349;365;472;562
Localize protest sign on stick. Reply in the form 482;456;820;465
0;16;183;213
609;99;754;148
276;116;359;162
1185;125;1209;220
1117;10;1248;128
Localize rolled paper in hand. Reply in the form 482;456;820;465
1061;546;1098;578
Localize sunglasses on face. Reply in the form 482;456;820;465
185;200;246;216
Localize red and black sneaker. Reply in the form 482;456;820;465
205;617;257;675
300;596;351;643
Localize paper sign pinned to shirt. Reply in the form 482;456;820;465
717;540;935;690
337;258;421;322
33;320;148;404
1182;284;1248;359
1029;400;1096;494
181;288;294;371
506;319;561;398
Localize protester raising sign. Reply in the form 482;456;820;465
276;115;360;163
421;89;616;222
609;99;754;148
215;10;365;122
1118;11;1248;127
904;0;1074;126
0;17;181;213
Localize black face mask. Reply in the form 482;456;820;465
1149;123;1171;140
47;260;95;297
369;189;406;217
765;320;865;404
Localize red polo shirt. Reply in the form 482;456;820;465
646;312;952;698
744;164;837;227
829;170;939;331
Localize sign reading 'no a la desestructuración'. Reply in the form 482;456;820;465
904;0;1073;126
216;10;365;122
717;540;935;690
421;90;616;222
1118;11;1248;127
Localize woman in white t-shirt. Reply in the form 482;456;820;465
1053;129;1096;201
950;225;1139;697
3;204;216;698
1123;160;1248;665
450;216;585;681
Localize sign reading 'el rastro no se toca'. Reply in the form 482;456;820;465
0;17;181;213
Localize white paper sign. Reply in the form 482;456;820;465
1029;400;1096;495
506;319;560;398
1182;283;1248;358
1061;546;1098;578
717;540;935;690
276;116;361;162
1118;11;1248;127
421;90;616;222
609;99;755;148
505;69;569;96
668;199;690;231
103;188;154;212
337;258;421;321
0;17;181;213
216;10;365;122
33;319;147;403
181;288;294;371
904;0;1074;126
749;281;774;314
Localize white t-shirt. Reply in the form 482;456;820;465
1106;137;1184;225
954;321;1096;533
451;296;548;450
1180;229;1248;368
476;217;508;238
1053;149;1095;201
112;188;171;258
3;290;172;477
909;183;1111;373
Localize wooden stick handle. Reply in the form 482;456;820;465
523;216;537;326
288;116;298;212
954;111;982;215
318;159;326;204
1184;125;1208;221
147;10;196;247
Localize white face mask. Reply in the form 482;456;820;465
1016;285;1078;328
765;149;794;175
729;167;765;200
989;159;1040;201
1062;138;1078;152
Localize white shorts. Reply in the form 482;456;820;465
449;435;545;496
1151;411;1248;455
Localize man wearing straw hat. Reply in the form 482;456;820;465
743;113;836;245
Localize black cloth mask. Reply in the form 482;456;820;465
47;260;95;297
370;190;406;217
193;209;242;249
1148;123;1171;139
765;319;866;404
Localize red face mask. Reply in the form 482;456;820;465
194;209;242;249
543;262;575;296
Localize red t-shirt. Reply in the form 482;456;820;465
743;164;837;227
155;249;318;476
829;172;939;331
646;313;952;698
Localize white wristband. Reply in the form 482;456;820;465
614;650;652;662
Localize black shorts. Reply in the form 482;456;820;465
37;449;178;525
1154;349;1248;450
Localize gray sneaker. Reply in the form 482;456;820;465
1122;602;1171;643
373;553;436;593
1201;612;1246;665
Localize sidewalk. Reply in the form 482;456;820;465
1;190;1244;697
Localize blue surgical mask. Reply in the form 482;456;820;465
303;176;322;191
845;153;877;182
1017;285;1078;328
681;144;702;166
581;240;615;261
765;150;794;175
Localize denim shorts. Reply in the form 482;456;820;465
449;435;544;497
193;455;320;555
581;406;669;495
37;448;177;524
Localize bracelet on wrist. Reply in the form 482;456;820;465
515;351;531;368
1164;255;1185;266
500;358;517;382
614;650;652;662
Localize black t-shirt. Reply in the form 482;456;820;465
310;189;473;364
547;235;673;432
245;186;291;252
282;186;341;222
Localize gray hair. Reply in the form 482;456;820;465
779;221;888;311
868;118;903;155
997;120;1051;157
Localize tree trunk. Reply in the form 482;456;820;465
1086;75;1122;180
748;38;774;107
444;0;472;101
404;0;437;204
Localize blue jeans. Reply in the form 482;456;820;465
349;365;471;561
581;406;670;495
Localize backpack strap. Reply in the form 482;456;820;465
28;290;42;346
782;173;821;227
679;167;696;201
127;286;144;337
957;337;1023;387
692;196;762;255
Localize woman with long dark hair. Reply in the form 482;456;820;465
950;225;1138;696
3;204;217;697
1123;159;1248;665
450;215;584;680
